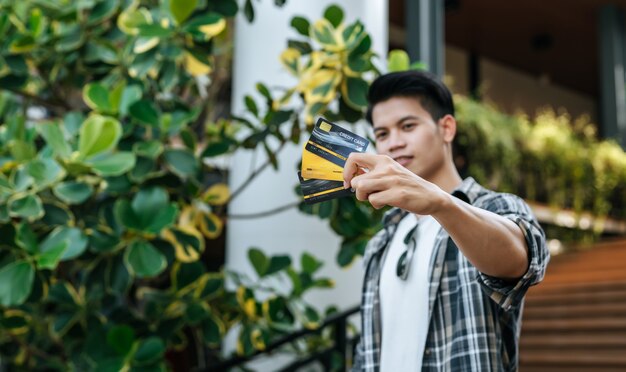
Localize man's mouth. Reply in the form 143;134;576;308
393;156;413;167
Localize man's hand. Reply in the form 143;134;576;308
343;153;447;213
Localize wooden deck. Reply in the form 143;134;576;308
520;239;626;372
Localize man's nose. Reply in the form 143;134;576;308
387;131;406;152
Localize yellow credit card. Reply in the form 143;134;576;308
301;148;344;181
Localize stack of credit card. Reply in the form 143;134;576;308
298;118;369;204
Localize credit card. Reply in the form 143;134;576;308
301;149;344;181
305;118;369;168
298;172;352;204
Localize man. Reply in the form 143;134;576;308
344;71;549;372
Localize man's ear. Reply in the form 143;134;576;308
439;114;457;143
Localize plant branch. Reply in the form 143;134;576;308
2;87;71;112
228;201;300;219
227;139;289;203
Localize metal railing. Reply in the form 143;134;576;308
205;305;360;372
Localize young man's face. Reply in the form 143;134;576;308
371;96;449;181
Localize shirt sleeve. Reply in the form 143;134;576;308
351;339;364;371
476;193;550;311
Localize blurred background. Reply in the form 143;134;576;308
0;0;625;371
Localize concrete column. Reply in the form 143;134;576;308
228;0;388;318
405;0;444;77
599;5;626;147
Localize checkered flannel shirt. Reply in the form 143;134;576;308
352;177;549;372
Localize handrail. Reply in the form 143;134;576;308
205;305;360;371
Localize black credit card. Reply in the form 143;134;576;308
298;171;352;204
305;118;369;168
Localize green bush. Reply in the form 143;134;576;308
0;1;370;370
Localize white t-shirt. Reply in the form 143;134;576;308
379;213;441;372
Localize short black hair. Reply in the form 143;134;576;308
365;70;455;125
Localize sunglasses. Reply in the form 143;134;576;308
396;223;419;280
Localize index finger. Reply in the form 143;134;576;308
343;153;378;188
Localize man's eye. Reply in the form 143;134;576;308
375;132;387;140
402;123;416;130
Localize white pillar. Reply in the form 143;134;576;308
227;0;387;323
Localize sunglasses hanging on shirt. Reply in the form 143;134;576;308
396;222;420;280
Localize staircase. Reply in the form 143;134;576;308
520;239;626;372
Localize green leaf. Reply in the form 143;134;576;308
324;5;344;28
287;40;312;55
83;83;112;113
129;156;156;182
266;110;292;128
137;24;173;38
36;241;68;270
15;223;37;254
0;205;8;223
180;129;197;151
311;19;337;47
133;337;165;364
116;187;178;234
248;248;269;277
108;255;131;294
244;95;258;117
264;296;295;331
42;203;72;227
0;261;34;306
109;81;126;112
89;229;121;253
173;261;205;289
185;302;208;324
290;16;310;37
125;240;167;278
107;325;135;357
133;141;163;159
342;77;369;109
213;0;238;17
37;122;71;158
64;112;83;136
129;100;159;127
202;314;222;346
88;152;136;176
301;252;323;274
12;167;33;192
410;61;428;70
131;187;167;225
256;82;272;103
26;158;65;189
337;238;367;267
265;255;291;276
114;199;142;231
387;49;410;72
201;140;231;157
88;0;119;24
78;115;122;159
170;0;198;25
10;35;36;53
9;194;44;220
119;85;142;117
41;226;88;261
164;149;199;178
53;181;94;204
243;0;254;22
10;140;36;161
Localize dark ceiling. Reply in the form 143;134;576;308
389;0;626;98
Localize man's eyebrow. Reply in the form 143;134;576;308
396;115;421;125
373;115;422;132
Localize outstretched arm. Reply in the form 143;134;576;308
343;153;528;280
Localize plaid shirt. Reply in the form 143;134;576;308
352;178;549;372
